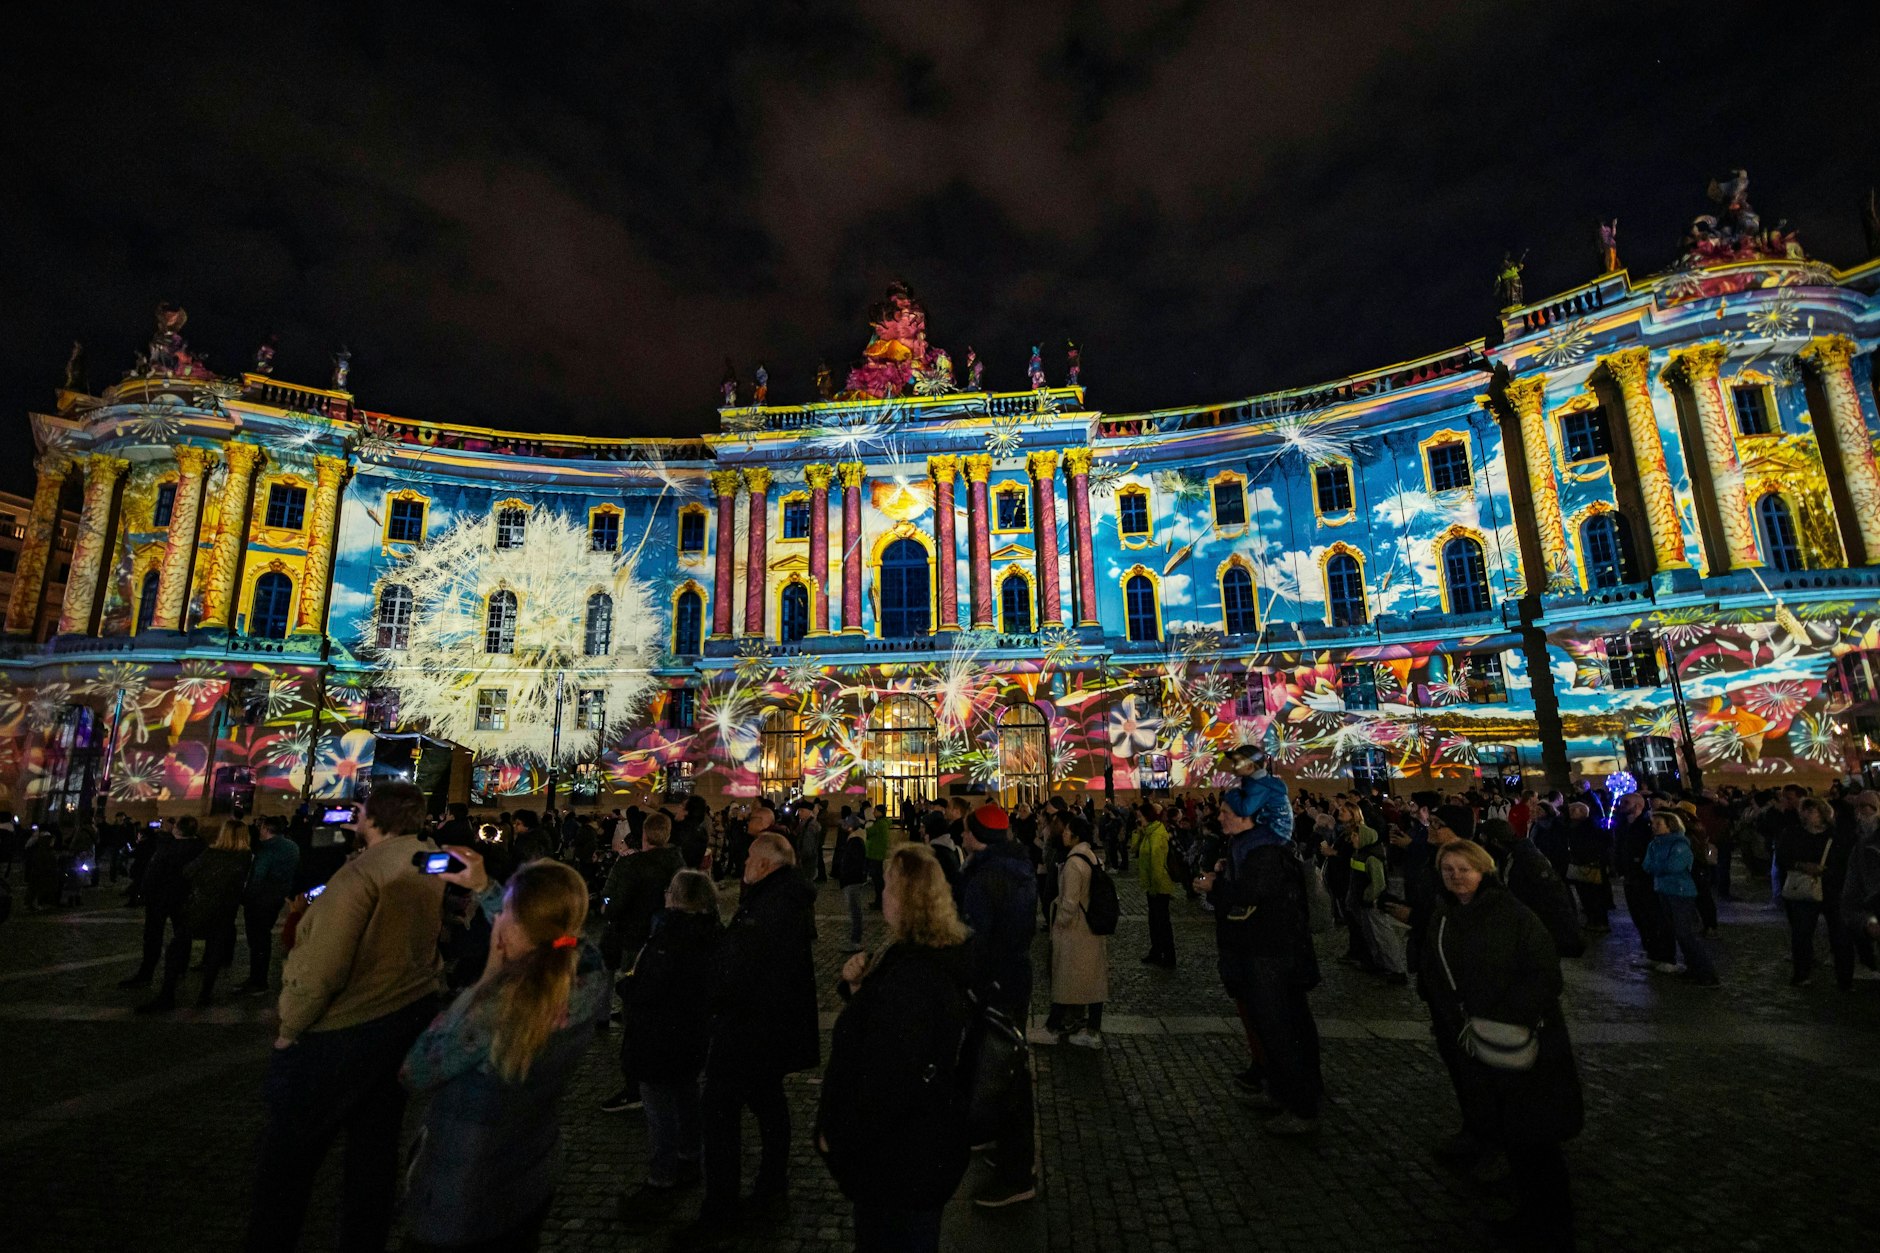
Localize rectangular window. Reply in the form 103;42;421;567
475;689;508;732
153;484;177;528
1339;662;1379;710
996;489;1028;531
1213;480;1246;528
590;511;620;552
386;497;425;543
1732;385;1772;436
1233;674;1267;719
1118;492;1150;537
1464;653;1508;703
265;484;307;530
666;687;696;730
1313;463;1353;516
0;548;14;573
1349;748;1390;786
679;510;706;554
495;508;527;549
1835;653;1875;704
1605;631;1662;690
1559;407;1614;462
1427;442;1472;492
575;689;606;730
781;498;811;540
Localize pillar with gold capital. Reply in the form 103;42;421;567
1063;448;1100;628
1602;348;1693;575
1027;449;1064;628
708;469;741;638
197;441;267;630
742;466;771;637
1800;334;1880;562
838;462;865;633
5;455;73;635
805;463;834;634
964;454;994;629
1669;342;1761;570
151;445;215;631
292;454;349;636
928;455;961;629
55;454;129;636
1502;376;1572;591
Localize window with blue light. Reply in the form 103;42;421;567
265;484;306;530
589;511;619;552
153;483;177;528
1124;573;1158;642
879;538;930;637
1326;552;1367;626
1118;491;1150;538
1605;631;1661;689
135;569;161;633
1732;385;1772;436
1314;463;1353;516
1581;513;1635;588
678;509;706;554
667;687;696;730
1442;537;1491;613
673;589;703;655
1339;662;1378;710
1757;494;1803;572
995;487;1028;531
780;582;810;642
1213;479;1246;528
485;589;517;653
1427;442;1472;492
1222;565;1257;635
251;572;293;639
387;496;425;543
1559;407;1614;462
1000;573;1033;634
781;498;811;540
584;592;613;655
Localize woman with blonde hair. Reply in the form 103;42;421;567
1643;811;1719;985
818;844;972;1252
401;851;609;1251
137;817;251;1012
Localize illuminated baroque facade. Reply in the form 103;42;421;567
6;242;1880;817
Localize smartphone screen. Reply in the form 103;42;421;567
419;851;462;875
306;883;327;900
320;805;357;825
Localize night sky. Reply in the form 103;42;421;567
4;1;1877;495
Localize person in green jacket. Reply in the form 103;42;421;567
864;803;893;909
1131;802;1177;968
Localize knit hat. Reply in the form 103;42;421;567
970;803;1010;837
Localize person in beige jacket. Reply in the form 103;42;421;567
1048;813;1110;1049
244;782;446;1253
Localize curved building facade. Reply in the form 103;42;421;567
6;241;1880;818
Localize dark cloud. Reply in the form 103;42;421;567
2;0;1875;493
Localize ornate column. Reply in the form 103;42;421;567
1027;449;1064;628
708;469;741;638
742;467;771;637
197;441;266;630
1800;334;1880;562
5;455;72;635
1503;376;1571;591
55;454;130;636
1603;348;1693;574
839;462;865;634
150;445;214;631
292;454;349;636
929;455;961;629
1669;343;1761;569
964;454;994;628
805;463;833;634
1064;448;1100;628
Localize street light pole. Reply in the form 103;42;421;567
545;675;565;812
1660;633;1704;792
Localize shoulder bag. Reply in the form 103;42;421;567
1436;914;1539;1072
1780;839;1830;902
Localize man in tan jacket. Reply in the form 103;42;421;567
244;782;445;1253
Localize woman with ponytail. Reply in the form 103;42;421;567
400;849;609;1252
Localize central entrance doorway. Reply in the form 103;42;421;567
866;694;938;822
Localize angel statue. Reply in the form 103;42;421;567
1066;340;1081;387
332;347;352;391
753;362;769;405
1597;220;1620;274
62;341;85;391
814;359;834;400
253;333;279;376
1027;344;1046;389
966;347;983;391
721;359;739;407
1493;252;1526;310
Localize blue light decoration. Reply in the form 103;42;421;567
1598;769;1636;828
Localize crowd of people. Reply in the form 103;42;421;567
6;761;1880;1253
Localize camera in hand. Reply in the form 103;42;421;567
320;804;358;826
414;850;467;876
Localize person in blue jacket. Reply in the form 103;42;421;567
1642;811;1719;987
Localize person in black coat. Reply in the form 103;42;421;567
1562;801;1614;930
818;845;972;1253
1613;793;1675;969
119;817;203;989
139;819;252;1012
685;831;818;1242
620;869;722;1209
1477;819;1585;959
1425;839;1582;1251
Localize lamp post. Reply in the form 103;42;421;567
545;675;565;812
1660;634;1704;792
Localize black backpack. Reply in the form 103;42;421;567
958;993;1030;1144
1076;850;1120;936
1165;838;1192;892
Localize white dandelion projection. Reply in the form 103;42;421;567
363;506;662;765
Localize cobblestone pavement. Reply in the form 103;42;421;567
1;864;1875;1252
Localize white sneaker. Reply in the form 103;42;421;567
1650;961;1683;974
1854;968;1880;983
1068;1029;1104;1049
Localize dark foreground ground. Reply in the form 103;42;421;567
1;860;1874;1253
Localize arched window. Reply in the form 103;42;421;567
584;592;613;656
879;538;930;638
1442;537;1491;614
135;569;161;634
1581;513;1637;588
485;590;518;653
1000;571;1033;634
1757;494;1803;572
780;582;810;642
1125;573;1159;642
1326;552;1367;626
251;572;293;639
376;584;413;649
673;589;703;655
1222;565;1257;635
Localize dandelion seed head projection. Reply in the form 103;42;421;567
364;506;660;764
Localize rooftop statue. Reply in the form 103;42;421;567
332;347;352;391
753;362;770;404
1863;188;1880;259
721;359;739;407
1066;340;1082;387
842;280;945;400
1682;168;1802;263
814;359;834;400
966;347;983;391
62;340;85;391
1028;344;1046;389
253;333;278;376
133;301;215;381
1494;253;1526;310
1597;219;1620;274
